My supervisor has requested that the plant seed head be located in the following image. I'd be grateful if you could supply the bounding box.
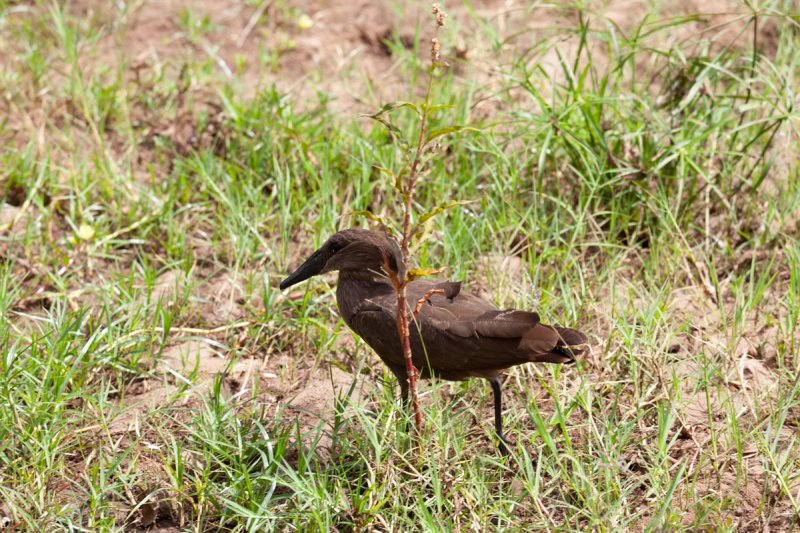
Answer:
[432,3,440,15]
[431,37,440,63]
[436,11,447,26]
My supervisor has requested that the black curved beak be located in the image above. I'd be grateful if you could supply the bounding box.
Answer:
[280,248,327,290]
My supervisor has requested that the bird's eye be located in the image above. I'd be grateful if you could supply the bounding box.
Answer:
[331,242,342,253]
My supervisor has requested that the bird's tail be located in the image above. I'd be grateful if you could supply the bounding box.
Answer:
[552,326,589,362]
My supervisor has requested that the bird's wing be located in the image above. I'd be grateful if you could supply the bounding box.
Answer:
[407,280,573,370]
[347,278,580,372]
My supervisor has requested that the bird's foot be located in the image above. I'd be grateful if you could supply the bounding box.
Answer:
[497,433,515,456]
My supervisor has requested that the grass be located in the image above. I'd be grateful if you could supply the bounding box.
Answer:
[1,0,800,531]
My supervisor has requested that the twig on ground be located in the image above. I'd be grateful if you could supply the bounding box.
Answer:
[274,291,305,304]
[237,0,273,48]
[97,321,251,355]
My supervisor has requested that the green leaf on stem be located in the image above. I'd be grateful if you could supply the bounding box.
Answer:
[427,104,456,112]
[365,115,410,152]
[409,217,436,256]
[372,164,411,194]
[344,211,394,235]
[407,268,440,281]
[394,165,410,194]
[425,125,481,146]
[365,101,421,119]
[373,165,395,181]
[417,200,474,226]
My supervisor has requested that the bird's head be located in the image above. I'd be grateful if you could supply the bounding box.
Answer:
[280,228,396,290]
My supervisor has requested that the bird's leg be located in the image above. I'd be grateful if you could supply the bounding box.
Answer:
[490,377,515,455]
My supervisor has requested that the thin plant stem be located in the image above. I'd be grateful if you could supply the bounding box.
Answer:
[394,22,442,438]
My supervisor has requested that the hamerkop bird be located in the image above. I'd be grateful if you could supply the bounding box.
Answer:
[280,228,588,453]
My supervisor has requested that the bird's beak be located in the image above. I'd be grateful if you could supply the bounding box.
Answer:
[280,248,327,290]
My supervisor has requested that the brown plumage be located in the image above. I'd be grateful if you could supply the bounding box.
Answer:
[280,228,588,453]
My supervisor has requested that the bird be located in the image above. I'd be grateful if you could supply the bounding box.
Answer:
[280,228,588,454]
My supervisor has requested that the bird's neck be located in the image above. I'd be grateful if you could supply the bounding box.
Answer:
[337,269,388,283]
[335,269,393,324]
